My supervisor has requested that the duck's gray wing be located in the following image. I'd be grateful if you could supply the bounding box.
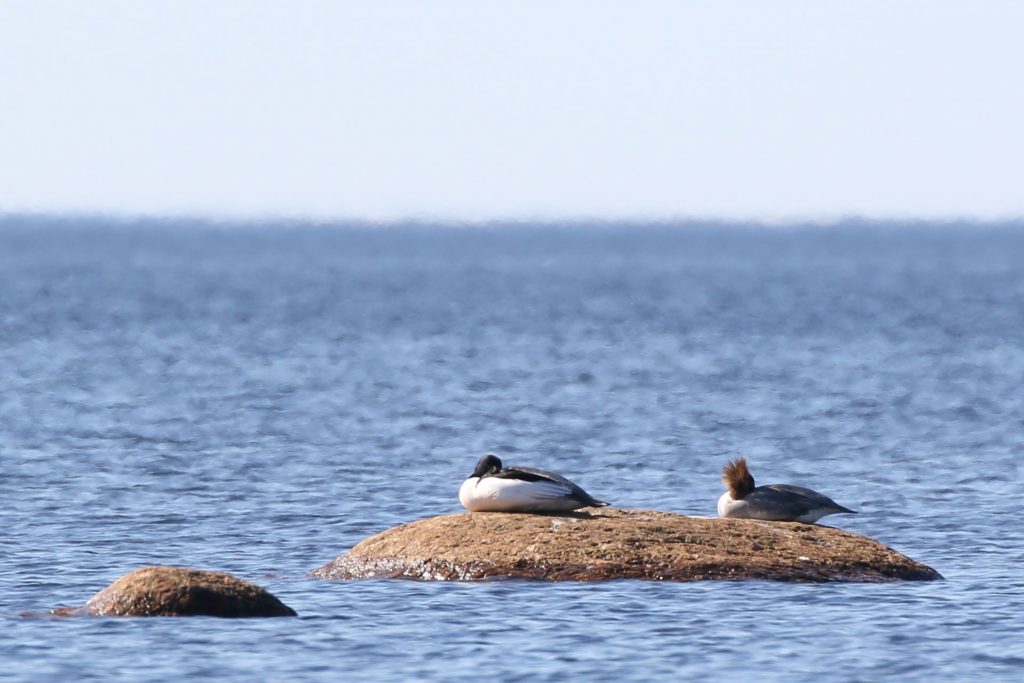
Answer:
[739,487,816,519]
[760,484,856,514]
[501,466,609,506]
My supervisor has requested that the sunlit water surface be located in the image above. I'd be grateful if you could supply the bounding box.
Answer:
[2,221,1022,681]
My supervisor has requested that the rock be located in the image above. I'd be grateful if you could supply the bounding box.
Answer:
[52,566,297,617]
[311,508,941,583]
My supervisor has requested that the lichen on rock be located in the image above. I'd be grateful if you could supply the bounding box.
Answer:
[52,566,297,618]
[311,508,941,583]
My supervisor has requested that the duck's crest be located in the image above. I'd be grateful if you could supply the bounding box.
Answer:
[722,458,755,499]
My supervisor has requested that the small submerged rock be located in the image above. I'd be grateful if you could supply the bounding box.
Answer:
[52,566,297,618]
[311,508,941,583]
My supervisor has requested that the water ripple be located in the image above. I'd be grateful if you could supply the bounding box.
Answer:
[2,223,1024,682]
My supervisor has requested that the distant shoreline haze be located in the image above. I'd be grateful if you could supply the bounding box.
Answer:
[1,214,1023,233]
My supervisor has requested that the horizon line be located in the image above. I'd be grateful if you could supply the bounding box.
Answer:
[2,209,1024,230]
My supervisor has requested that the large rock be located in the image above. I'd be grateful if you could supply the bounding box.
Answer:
[53,566,297,617]
[311,508,940,583]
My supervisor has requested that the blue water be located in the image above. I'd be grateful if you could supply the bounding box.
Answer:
[2,219,1023,681]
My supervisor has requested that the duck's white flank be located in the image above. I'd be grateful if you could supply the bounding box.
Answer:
[459,476,586,513]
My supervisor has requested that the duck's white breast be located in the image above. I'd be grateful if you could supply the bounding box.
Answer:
[459,476,579,512]
[717,491,740,518]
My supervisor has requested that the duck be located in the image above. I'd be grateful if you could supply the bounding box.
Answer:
[717,457,856,524]
[458,454,609,513]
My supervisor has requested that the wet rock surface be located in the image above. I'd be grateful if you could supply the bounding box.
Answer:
[52,566,297,617]
[311,508,941,583]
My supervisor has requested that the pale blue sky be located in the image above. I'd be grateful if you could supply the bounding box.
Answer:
[1,1,1022,221]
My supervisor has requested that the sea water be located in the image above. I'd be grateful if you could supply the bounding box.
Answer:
[1,220,1022,681]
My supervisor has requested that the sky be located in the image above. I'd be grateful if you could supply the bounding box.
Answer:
[1,1,1023,222]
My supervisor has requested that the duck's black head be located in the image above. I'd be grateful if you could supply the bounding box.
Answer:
[472,454,503,478]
